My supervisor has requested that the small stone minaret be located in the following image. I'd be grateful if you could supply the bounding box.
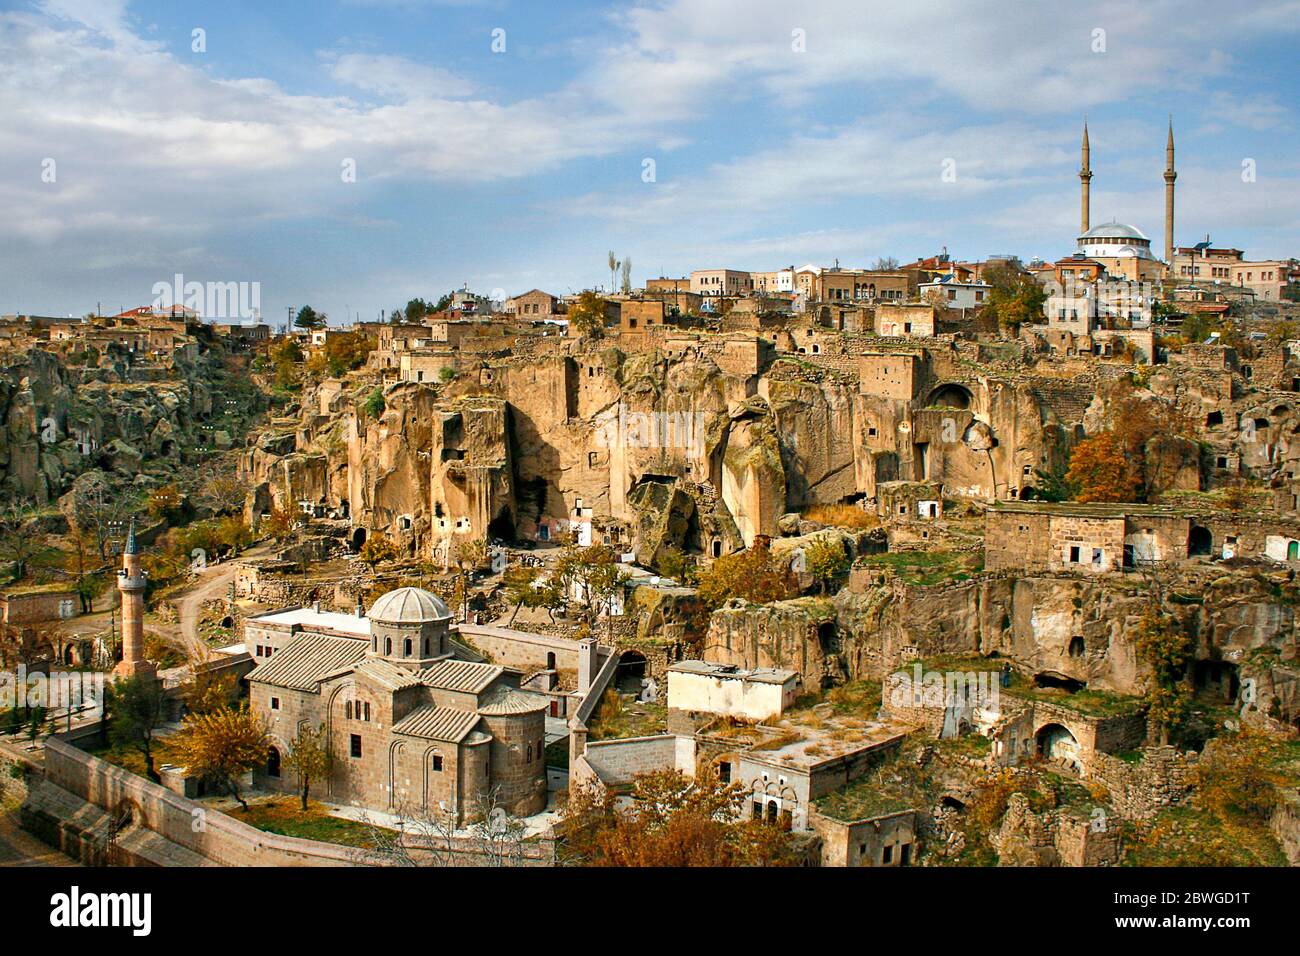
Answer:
[114,519,155,679]
[1163,118,1177,265]
[1079,119,1092,234]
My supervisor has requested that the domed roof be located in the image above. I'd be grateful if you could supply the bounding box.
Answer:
[367,587,451,624]
[1079,221,1149,242]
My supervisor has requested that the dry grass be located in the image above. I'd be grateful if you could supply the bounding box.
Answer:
[801,503,879,530]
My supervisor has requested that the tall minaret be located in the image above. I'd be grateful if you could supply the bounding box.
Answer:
[1163,118,1177,265]
[1080,119,1092,234]
[114,519,155,679]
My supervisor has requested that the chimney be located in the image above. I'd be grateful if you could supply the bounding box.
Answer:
[577,638,598,695]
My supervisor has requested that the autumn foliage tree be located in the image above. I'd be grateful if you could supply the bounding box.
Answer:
[169,704,270,811]
[1134,606,1192,744]
[567,291,609,338]
[979,261,1046,332]
[695,538,797,610]
[284,723,331,811]
[559,768,801,867]
[1065,432,1142,503]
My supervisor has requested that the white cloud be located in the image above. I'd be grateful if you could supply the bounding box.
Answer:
[327,53,476,100]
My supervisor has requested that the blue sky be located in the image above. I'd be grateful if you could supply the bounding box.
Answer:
[1,0,1298,324]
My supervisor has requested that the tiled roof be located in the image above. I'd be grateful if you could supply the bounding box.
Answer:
[247,633,367,692]
[476,686,549,715]
[352,658,424,691]
[391,705,481,742]
[417,659,503,694]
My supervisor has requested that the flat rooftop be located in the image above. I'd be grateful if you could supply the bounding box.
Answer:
[248,607,371,637]
[668,660,797,685]
[987,500,1180,518]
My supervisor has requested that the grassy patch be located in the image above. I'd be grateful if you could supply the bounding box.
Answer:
[1125,805,1287,867]
[238,799,384,848]
[857,551,982,586]
[586,692,668,741]
[814,777,914,822]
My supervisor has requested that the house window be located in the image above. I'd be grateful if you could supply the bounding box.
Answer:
[271,697,280,711]
[1069,546,1081,563]
[350,734,362,758]
[883,845,893,864]
[432,754,443,772]
[718,760,731,783]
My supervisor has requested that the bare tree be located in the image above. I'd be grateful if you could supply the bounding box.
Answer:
[350,788,527,867]
[0,499,44,582]
[69,472,131,564]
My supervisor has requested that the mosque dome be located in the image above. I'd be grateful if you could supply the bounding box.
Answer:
[1077,220,1155,259]
[367,587,451,624]
[1079,221,1149,242]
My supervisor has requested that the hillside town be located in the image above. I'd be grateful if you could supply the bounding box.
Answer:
[1,121,1298,873]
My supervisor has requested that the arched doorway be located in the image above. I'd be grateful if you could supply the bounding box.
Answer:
[1036,723,1081,771]
[926,383,973,410]
[266,746,281,779]
[1189,526,1212,556]
[1068,637,1085,658]
[351,527,367,551]
[615,650,647,692]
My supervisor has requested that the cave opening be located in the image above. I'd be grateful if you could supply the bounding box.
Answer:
[1034,672,1086,693]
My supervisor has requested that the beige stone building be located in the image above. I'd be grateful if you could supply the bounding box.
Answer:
[1229,259,1300,301]
[505,289,564,318]
[247,587,548,824]
[875,303,937,337]
[690,269,753,298]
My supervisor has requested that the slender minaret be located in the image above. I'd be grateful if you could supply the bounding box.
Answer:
[1163,118,1177,265]
[114,519,155,679]
[1080,119,1092,234]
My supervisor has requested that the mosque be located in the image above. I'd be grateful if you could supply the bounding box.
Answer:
[1069,120,1176,282]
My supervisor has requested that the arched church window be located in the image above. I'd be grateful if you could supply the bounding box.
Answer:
[346,700,353,720]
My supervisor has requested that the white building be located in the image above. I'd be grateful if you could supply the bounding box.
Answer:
[667,660,801,721]
[918,275,990,310]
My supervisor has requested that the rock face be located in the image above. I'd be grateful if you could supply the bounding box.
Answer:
[0,344,247,503]
[248,343,1079,566]
[703,570,1297,721]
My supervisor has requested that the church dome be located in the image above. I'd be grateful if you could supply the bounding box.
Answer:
[367,587,451,624]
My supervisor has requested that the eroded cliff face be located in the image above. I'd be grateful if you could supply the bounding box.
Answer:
[245,343,1077,563]
[1,346,234,503]
[706,571,1297,716]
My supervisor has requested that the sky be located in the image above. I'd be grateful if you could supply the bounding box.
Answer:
[1,0,1298,325]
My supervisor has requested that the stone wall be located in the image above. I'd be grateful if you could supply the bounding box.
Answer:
[36,736,553,866]
[576,734,692,788]
[1084,746,1198,821]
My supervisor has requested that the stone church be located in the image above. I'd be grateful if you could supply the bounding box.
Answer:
[245,586,548,824]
